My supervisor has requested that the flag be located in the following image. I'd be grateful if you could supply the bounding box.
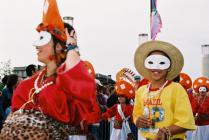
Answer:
[150,0,162,40]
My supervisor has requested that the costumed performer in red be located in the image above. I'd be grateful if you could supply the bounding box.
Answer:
[102,78,135,140]
[191,77,209,140]
[0,0,100,140]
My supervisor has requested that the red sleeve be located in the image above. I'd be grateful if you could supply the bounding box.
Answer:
[102,104,117,120]
[57,61,96,101]
[11,78,35,112]
[57,61,101,124]
[83,99,101,124]
[187,92,194,107]
[191,97,198,113]
[200,97,209,113]
[126,105,134,122]
[127,105,134,116]
[12,78,71,123]
[12,61,100,124]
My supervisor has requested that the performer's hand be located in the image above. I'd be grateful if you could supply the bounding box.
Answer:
[64,28,80,70]
[155,128,168,140]
[135,115,152,128]
[65,28,77,46]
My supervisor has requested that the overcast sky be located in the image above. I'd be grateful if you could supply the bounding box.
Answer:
[0,0,209,80]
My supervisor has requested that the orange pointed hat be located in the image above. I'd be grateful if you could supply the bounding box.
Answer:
[36,0,66,42]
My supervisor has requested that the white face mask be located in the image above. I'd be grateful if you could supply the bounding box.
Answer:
[199,86,207,93]
[33,31,52,47]
[144,54,171,70]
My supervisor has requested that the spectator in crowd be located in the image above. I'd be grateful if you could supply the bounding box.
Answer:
[0,75,8,92]
[26,64,37,78]
[174,73,195,140]
[179,73,194,103]
[0,74,21,130]
[83,61,102,140]
[133,40,196,140]
[96,79,107,109]
[2,74,21,117]
[106,88,118,108]
[0,75,8,128]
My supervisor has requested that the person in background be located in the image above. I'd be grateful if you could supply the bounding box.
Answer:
[1,74,21,118]
[96,79,107,109]
[179,73,194,103]
[0,75,8,130]
[26,64,37,78]
[83,60,102,140]
[175,73,195,140]
[106,88,118,108]
[102,80,135,140]
[133,40,196,140]
[191,77,209,140]
[0,75,8,92]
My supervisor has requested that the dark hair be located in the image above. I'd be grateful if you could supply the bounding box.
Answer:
[125,98,130,104]
[51,23,75,66]
[64,23,74,34]
[173,75,180,82]
[51,35,66,66]
[118,95,131,104]
[6,74,19,93]
[51,23,74,44]
[26,64,36,77]
[2,75,8,85]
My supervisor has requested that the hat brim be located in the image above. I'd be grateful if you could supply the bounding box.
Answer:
[134,40,184,81]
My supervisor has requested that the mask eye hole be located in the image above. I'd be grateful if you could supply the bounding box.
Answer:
[148,61,153,64]
[40,36,44,40]
[159,62,165,65]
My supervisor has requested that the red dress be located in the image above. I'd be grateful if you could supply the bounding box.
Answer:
[12,61,101,125]
[102,104,133,129]
[192,96,209,126]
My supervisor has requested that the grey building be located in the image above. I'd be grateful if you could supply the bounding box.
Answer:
[13,66,27,79]
[13,65,42,79]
